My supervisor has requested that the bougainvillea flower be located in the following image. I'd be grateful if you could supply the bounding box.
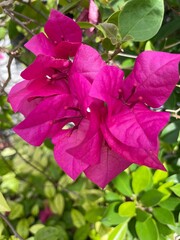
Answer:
[53,103,131,188]
[52,65,130,188]
[39,207,53,223]
[13,94,78,146]
[8,7,180,188]
[25,9,82,58]
[122,51,180,108]
[69,44,105,83]
[11,44,105,144]
[90,51,180,171]
[8,55,70,116]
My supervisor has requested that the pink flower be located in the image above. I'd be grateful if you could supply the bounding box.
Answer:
[8,9,180,188]
[8,55,70,116]
[11,44,105,147]
[39,207,52,223]
[90,51,180,173]
[25,9,82,58]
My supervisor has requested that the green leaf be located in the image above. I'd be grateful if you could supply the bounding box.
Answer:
[78,22,94,29]
[1,173,19,193]
[74,224,90,240]
[153,170,168,185]
[166,174,180,184]
[113,172,133,197]
[132,166,153,194]
[0,159,11,176]
[153,207,175,226]
[136,217,159,240]
[159,197,180,211]
[53,193,65,215]
[16,219,29,239]
[144,41,155,50]
[30,224,44,235]
[31,204,39,216]
[0,192,10,212]
[136,208,151,222]
[60,0,81,13]
[118,202,136,217]
[158,182,173,200]
[104,191,121,202]
[0,28,6,40]
[107,11,120,26]
[9,203,24,220]
[108,221,128,240]
[156,222,174,237]
[85,207,104,223]
[71,209,86,228]
[35,226,68,240]
[118,0,164,41]
[97,23,119,44]
[44,181,56,199]
[170,184,180,197]
[101,203,129,227]
[160,121,180,143]
[140,189,164,207]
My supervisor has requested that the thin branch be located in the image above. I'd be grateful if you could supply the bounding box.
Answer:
[11,145,55,183]
[3,9,35,36]
[0,213,24,240]
[0,37,26,95]
[164,41,180,49]
[166,107,180,119]
[0,55,13,94]
[106,48,122,63]
[10,10,44,26]
[107,50,137,63]
[0,0,13,7]
[116,52,137,59]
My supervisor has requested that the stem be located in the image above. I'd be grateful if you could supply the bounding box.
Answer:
[11,145,55,183]
[106,48,122,63]
[116,52,137,59]
[164,41,180,49]
[3,9,35,36]
[0,37,26,95]
[10,10,44,26]
[0,213,24,240]
[166,107,180,119]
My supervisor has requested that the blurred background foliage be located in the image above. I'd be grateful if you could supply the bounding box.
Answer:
[0,0,180,239]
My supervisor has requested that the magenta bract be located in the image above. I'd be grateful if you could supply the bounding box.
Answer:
[8,9,180,188]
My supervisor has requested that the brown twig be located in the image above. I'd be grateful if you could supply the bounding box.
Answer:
[3,9,35,36]
[11,10,44,27]
[0,55,13,94]
[0,213,24,240]
[0,37,26,95]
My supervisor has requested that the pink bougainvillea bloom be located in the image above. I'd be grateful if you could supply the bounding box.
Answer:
[25,9,82,58]
[89,0,99,29]
[11,44,105,146]
[90,51,180,172]
[8,9,83,116]
[8,8,180,188]
[8,55,70,116]
[39,207,53,223]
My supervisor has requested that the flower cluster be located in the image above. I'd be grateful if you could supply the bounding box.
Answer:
[8,10,180,188]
